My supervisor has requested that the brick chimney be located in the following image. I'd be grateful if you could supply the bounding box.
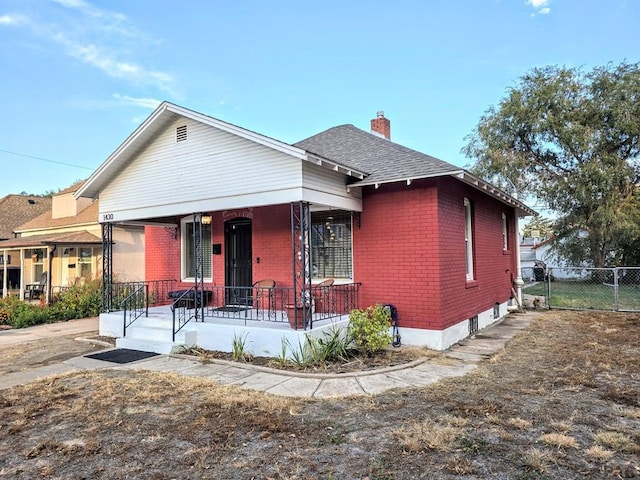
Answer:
[370,111,391,139]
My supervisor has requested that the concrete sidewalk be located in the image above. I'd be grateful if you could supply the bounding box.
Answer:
[0,312,538,397]
[0,317,99,348]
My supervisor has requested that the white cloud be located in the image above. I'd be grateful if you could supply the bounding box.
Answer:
[526,0,551,15]
[112,93,161,109]
[2,1,175,96]
[0,13,29,26]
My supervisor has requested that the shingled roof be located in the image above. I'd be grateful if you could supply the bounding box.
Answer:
[0,195,52,240]
[294,124,462,186]
[16,201,99,232]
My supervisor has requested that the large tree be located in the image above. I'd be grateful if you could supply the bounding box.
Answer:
[464,62,640,267]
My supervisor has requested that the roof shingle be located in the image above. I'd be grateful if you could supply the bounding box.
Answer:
[0,195,53,240]
[294,124,462,186]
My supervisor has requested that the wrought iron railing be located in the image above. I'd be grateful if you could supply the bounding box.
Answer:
[103,279,178,312]
[171,287,199,341]
[122,284,149,336]
[197,283,361,328]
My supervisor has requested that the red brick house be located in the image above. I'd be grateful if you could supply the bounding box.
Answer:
[77,102,533,355]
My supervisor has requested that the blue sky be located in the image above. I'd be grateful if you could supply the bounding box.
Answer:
[0,0,637,198]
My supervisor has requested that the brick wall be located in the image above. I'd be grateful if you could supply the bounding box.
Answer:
[353,180,441,329]
[353,177,517,331]
[436,178,516,330]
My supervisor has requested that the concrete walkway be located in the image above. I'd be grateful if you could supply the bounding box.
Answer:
[0,312,538,397]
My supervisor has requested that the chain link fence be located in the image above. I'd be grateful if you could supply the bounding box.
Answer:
[521,266,640,312]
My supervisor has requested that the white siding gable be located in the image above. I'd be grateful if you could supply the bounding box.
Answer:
[100,118,306,221]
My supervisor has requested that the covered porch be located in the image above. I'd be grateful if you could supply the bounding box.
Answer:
[98,200,362,355]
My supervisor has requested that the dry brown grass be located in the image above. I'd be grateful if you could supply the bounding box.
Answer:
[1,310,639,479]
[539,432,579,449]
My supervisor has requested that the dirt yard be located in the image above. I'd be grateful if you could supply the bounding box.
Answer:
[0,310,638,479]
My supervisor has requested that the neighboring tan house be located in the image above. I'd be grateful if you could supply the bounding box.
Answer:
[0,181,145,302]
[77,102,535,355]
[0,194,52,296]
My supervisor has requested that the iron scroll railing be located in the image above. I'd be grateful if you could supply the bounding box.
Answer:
[122,284,149,336]
[169,283,361,329]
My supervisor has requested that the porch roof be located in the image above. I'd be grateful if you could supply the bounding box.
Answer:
[0,231,102,249]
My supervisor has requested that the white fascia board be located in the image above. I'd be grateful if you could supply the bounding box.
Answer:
[15,222,97,235]
[301,189,363,212]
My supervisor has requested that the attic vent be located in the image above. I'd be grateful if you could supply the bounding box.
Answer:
[176,125,188,142]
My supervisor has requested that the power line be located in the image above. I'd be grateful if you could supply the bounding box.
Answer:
[0,148,95,170]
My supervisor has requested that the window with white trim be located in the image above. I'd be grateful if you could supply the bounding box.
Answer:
[181,219,212,280]
[502,213,509,251]
[464,198,475,280]
[311,211,352,279]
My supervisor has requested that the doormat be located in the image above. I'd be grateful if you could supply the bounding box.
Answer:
[85,349,159,364]
[214,306,250,313]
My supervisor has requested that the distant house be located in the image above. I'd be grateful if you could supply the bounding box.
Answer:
[77,102,535,355]
[0,181,145,302]
[0,194,52,296]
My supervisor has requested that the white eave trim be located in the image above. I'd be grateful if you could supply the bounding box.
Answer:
[306,153,366,180]
[352,169,464,188]
[456,171,537,216]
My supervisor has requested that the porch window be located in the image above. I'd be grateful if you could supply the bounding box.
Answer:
[78,247,93,279]
[311,211,352,279]
[464,198,475,280]
[182,220,212,280]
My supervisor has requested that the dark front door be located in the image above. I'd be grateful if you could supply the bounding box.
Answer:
[225,219,252,305]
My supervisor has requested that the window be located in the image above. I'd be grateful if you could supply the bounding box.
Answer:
[27,248,47,283]
[502,213,509,251]
[78,247,93,279]
[182,220,212,280]
[464,198,475,280]
[311,211,352,279]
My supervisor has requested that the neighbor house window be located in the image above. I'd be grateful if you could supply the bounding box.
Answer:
[502,213,509,251]
[27,248,47,284]
[311,211,352,279]
[182,219,212,280]
[464,198,475,280]
[78,247,93,279]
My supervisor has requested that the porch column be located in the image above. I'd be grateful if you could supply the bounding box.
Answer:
[513,213,524,307]
[1,248,6,298]
[19,248,25,300]
[192,213,208,322]
[290,201,312,329]
[102,222,113,312]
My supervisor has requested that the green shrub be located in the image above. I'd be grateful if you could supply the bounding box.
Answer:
[0,278,102,329]
[348,304,393,354]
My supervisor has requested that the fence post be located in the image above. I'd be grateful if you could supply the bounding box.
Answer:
[546,267,552,309]
[613,267,619,312]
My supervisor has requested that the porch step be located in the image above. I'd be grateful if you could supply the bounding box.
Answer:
[116,337,176,355]
[118,324,197,355]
